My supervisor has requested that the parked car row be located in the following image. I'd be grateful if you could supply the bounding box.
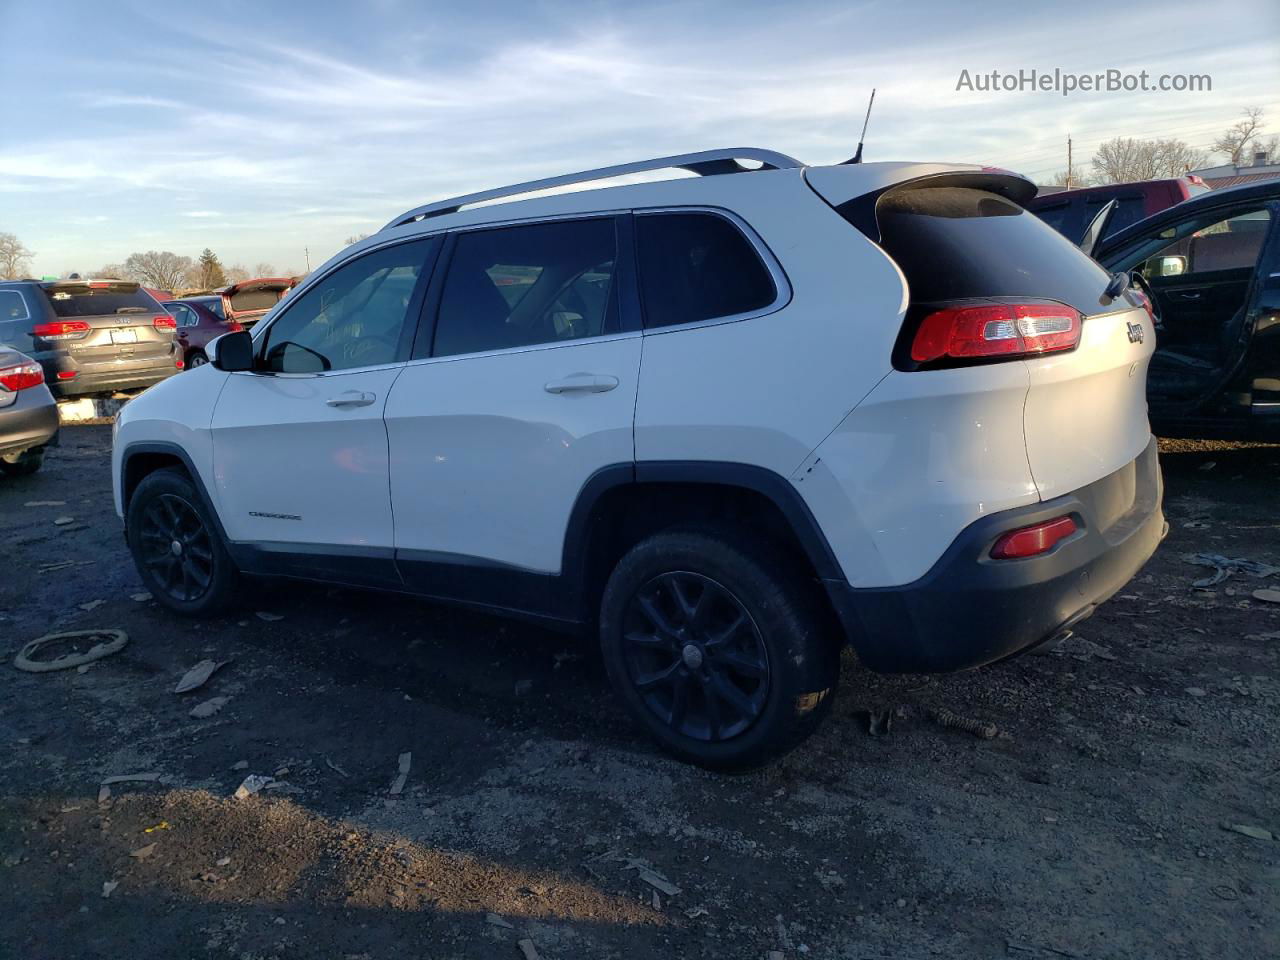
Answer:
[0,275,298,400]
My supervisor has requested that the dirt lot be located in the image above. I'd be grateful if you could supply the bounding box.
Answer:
[1,425,1278,960]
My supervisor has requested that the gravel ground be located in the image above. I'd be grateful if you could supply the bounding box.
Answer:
[1,425,1278,959]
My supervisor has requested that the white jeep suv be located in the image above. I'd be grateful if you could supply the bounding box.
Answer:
[112,148,1165,768]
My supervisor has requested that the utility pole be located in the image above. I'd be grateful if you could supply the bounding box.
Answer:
[304,247,311,273]
[1066,135,1074,189]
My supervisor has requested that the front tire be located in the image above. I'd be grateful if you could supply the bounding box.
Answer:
[126,467,239,617]
[600,528,839,770]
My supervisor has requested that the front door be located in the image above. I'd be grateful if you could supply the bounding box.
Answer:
[384,216,639,618]
[210,237,438,581]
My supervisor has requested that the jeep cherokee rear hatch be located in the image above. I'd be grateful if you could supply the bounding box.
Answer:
[810,168,1155,502]
[37,280,179,387]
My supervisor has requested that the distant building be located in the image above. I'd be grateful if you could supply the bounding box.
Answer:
[1191,151,1280,190]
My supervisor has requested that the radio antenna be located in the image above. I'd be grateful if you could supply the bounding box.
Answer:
[847,88,877,164]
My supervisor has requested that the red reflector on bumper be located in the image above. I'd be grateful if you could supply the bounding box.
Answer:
[990,515,1078,560]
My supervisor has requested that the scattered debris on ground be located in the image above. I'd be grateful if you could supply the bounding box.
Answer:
[174,659,228,694]
[389,752,411,795]
[13,629,128,673]
[189,696,230,719]
[929,707,999,739]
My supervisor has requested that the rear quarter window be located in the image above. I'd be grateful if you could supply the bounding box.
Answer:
[874,187,1112,315]
[41,284,161,318]
[635,212,777,328]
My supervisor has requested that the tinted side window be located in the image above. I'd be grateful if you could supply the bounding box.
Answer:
[0,288,35,350]
[170,304,197,327]
[262,240,432,373]
[431,218,618,358]
[635,213,776,329]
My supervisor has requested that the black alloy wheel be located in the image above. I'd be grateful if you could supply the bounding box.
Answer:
[620,571,770,742]
[136,493,215,602]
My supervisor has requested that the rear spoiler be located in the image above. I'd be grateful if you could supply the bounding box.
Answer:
[806,164,1037,243]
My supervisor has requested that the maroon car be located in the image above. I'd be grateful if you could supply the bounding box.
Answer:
[165,299,244,369]
[1027,176,1210,245]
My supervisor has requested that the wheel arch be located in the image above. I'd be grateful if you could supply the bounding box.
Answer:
[563,461,846,625]
[119,442,229,542]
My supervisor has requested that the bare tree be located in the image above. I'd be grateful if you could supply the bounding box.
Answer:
[1250,134,1279,165]
[121,251,195,291]
[0,232,34,280]
[223,264,250,285]
[97,263,129,280]
[1091,137,1209,184]
[1047,169,1092,188]
[343,234,370,247]
[251,261,277,278]
[1213,107,1265,166]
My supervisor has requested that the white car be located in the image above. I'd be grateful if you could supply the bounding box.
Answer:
[112,148,1165,768]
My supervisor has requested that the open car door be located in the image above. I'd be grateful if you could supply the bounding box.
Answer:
[1078,199,1117,259]
[1098,200,1278,420]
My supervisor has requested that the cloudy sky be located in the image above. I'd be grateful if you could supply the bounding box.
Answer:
[2,0,1277,276]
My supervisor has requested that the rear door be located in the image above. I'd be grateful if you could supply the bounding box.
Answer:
[384,216,639,611]
[36,281,175,376]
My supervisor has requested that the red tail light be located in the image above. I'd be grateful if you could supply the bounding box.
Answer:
[153,314,176,331]
[175,358,185,370]
[56,371,78,380]
[227,321,244,332]
[911,303,1082,365]
[33,320,91,341]
[0,361,45,391]
[990,515,1078,559]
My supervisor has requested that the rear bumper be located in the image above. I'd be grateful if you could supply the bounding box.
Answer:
[827,436,1164,673]
[48,362,177,398]
[0,392,60,459]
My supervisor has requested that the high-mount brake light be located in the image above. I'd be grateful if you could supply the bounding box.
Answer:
[911,303,1081,365]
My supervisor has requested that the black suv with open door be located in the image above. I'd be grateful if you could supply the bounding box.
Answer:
[0,279,183,399]
[1095,179,1280,440]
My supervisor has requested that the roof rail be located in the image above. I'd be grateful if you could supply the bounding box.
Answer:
[382,147,805,231]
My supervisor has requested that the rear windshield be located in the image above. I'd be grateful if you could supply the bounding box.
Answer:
[41,283,161,318]
[873,187,1112,314]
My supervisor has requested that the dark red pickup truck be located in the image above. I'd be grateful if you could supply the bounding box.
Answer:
[1027,176,1210,244]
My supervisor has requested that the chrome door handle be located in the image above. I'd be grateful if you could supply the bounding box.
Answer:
[326,391,376,408]
[544,374,619,395]
[1176,291,1202,300]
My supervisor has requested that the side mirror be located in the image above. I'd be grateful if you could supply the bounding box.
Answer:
[209,330,254,372]
[1155,255,1187,277]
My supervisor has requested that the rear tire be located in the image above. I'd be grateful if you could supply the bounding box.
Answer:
[126,467,239,617]
[186,350,208,369]
[0,449,44,476]
[599,527,839,770]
